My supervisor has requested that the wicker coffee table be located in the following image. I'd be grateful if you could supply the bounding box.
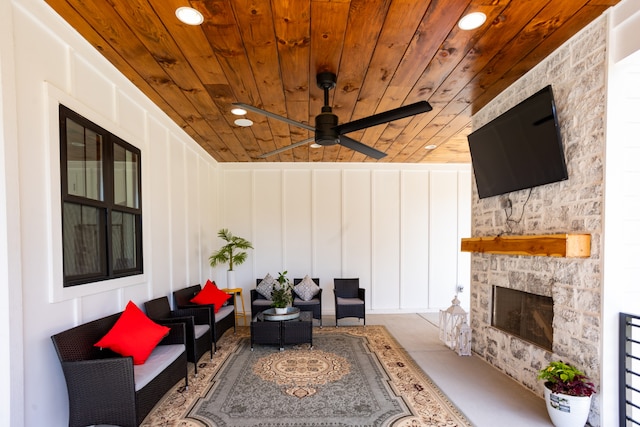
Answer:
[251,308,313,351]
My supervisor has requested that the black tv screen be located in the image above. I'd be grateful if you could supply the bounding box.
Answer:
[467,85,568,199]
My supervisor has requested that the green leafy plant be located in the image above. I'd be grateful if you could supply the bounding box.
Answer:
[208,229,253,271]
[538,360,596,397]
[271,271,292,308]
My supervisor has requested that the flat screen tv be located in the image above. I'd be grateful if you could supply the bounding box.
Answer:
[467,85,568,199]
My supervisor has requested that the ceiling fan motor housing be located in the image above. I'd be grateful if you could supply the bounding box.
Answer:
[315,112,340,145]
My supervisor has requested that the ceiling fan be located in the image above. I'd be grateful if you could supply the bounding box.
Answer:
[234,72,433,160]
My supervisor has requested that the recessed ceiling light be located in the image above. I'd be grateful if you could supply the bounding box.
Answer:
[231,107,247,115]
[458,12,486,30]
[234,118,253,127]
[310,143,322,148]
[425,144,437,150]
[175,7,204,26]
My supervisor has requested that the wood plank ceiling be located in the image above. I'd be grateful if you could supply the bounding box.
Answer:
[45,0,620,163]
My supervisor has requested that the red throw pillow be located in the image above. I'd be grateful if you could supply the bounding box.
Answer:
[190,280,231,312]
[94,301,170,365]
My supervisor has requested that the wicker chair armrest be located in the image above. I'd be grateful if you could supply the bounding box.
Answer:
[358,288,365,300]
[175,302,215,321]
[60,357,138,427]
[159,322,186,346]
[61,357,136,398]
[174,307,212,325]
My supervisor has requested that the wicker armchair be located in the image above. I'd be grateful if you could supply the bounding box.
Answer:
[173,284,235,353]
[51,313,188,427]
[292,277,322,327]
[333,278,365,326]
[144,296,212,375]
[251,278,275,319]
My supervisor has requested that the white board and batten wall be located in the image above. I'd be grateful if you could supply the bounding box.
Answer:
[216,163,471,314]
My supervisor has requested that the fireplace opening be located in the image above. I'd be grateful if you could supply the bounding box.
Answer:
[492,286,553,351]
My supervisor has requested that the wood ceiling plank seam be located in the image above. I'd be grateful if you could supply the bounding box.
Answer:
[355,0,473,155]
[329,0,394,163]
[381,0,473,103]
[434,0,589,115]
[149,0,251,160]
[196,0,276,160]
[111,0,247,160]
[309,0,347,107]
[427,0,557,105]
[396,0,592,157]
[400,104,473,163]
[271,0,312,161]
[399,0,512,107]
[231,0,289,159]
[350,0,433,128]
[381,118,446,161]
[47,0,237,161]
[387,110,460,161]
[307,0,348,163]
[109,0,238,123]
[346,0,432,160]
[388,99,462,153]
[360,98,448,161]
[330,0,393,121]
[152,0,229,85]
[472,4,612,113]
[199,1,264,107]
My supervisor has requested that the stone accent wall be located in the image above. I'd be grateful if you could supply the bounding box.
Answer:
[469,17,607,425]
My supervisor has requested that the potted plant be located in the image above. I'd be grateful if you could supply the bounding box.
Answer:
[208,228,253,288]
[271,271,292,314]
[537,360,596,427]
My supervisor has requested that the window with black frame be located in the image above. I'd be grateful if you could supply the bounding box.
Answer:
[59,105,142,286]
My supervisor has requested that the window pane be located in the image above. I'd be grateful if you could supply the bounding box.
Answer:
[66,118,103,200]
[112,211,138,271]
[113,144,139,208]
[63,202,105,281]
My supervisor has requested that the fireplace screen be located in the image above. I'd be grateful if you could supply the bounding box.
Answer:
[492,286,553,351]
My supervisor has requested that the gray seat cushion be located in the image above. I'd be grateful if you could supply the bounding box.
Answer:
[194,324,209,339]
[134,344,185,391]
[215,305,234,323]
[336,297,364,306]
[253,299,273,307]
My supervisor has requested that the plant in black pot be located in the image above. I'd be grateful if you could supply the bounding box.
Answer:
[271,271,293,314]
[537,360,596,427]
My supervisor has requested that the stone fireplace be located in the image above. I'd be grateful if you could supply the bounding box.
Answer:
[467,16,606,426]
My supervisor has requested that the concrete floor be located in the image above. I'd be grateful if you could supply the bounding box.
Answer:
[333,313,553,427]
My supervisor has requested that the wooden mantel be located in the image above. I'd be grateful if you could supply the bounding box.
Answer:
[460,234,591,258]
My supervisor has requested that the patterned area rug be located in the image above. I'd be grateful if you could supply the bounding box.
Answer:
[142,326,473,427]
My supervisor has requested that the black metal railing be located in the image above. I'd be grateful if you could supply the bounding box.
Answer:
[620,313,640,426]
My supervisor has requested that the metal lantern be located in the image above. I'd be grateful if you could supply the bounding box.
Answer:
[456,319,472,356]
[439,295,468,351]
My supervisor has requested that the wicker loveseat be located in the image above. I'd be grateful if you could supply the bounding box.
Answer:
[51,312,188,427]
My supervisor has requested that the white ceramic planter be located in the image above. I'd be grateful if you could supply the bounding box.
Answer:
[226,270,236,289]
[544,387,592,427]
[274,307,288,314]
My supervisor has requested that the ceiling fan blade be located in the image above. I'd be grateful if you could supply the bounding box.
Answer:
[233,103,315,132]
[257,137,315,159]
[335,101,433,135]
[338,135,387,160]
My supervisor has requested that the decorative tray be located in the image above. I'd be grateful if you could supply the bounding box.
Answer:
[261,307,300,321]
